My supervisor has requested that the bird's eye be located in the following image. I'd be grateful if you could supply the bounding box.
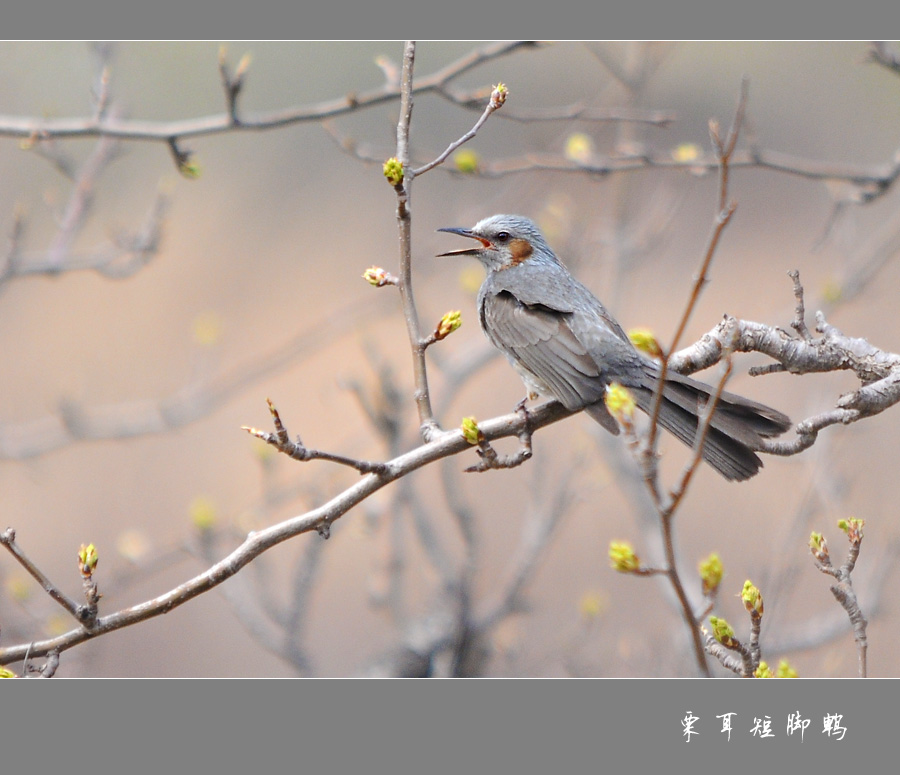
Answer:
[496,231,510,242]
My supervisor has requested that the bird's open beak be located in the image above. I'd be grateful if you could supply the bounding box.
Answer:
[436,227,491,257]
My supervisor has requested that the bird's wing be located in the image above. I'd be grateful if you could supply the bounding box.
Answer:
[480,290,608,411]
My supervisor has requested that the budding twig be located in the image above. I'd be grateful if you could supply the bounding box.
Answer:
[242,399,389,476]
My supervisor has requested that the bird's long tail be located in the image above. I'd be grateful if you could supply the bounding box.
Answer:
[630,371,791,481]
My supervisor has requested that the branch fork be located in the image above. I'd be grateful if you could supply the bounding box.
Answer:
[242,398,388,476]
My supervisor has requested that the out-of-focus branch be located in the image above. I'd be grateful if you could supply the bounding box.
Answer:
[0,42,534,148]
[867,41,900,77]
[0,293,386,459]
[1,189,169,288]
[325,120,900,210]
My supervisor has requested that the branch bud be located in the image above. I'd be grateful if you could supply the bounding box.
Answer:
[434,310,462,340]
[362,265,398,287]
[754,661,774,678]
[383,157,404,186]
[460,416,484,445]
[837,517,865,543]
[608,541,640,573]
[698,552,723,595]
[178,158,202,179]
[776,659,798,678]
[809,530,829,561]
[189,496,217,532]
[77,543,99,578]
[709,615,737,648]
[453,149,480,174]
[564,133,594,164]
[604,382,635,425]
[741,579,764,618]
[578,591,605,621]
[628,328,663,358]
[490,82,508,109]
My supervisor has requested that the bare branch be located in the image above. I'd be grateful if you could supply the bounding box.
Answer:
[412,86,505,177]
[0,398,575,665]
[243,398,389,475]
[1,528,89,624]
[0,42,534,147]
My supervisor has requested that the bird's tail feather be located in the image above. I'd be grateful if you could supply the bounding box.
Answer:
[629,372,791,481]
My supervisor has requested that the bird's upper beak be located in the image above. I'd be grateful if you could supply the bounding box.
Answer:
[436,227,492,257]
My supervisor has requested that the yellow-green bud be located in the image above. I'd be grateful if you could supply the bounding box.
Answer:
[709,615,736,647]
[192,311,223,347]
[362,265,396,287]
[0,666,18,678]
[699,552,724,595]
[822,279,842,304]
[809,530,829,561]
[628,328,664,359]
[78,543,99,577]
[383,157,404,186]
[564,133,594,164]
[454,149,480,174]
[672,143,701,163]
[741,580,764,617]
[838,517,865,540]
[178,159,202,179]
[189,496,217,532]
[435,310,462,340]
[608,541,640,573]
[754,661,774,678]
[604,383,635,424]
[461,417,483,446]
[490,83,508,108]
[5,574,32,603]
[776,659,798,678]
[578,591,605,621]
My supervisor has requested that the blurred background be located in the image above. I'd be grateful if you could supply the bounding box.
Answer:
[2,41,899,676]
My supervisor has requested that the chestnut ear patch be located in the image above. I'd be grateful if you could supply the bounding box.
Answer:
[507,238,533,266]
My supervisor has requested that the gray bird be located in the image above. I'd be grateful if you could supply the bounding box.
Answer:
[437,214,791,481]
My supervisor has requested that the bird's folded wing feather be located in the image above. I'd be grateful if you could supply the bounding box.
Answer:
[481,290,608,411]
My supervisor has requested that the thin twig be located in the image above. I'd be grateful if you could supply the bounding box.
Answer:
[644,84,744,471]
[242,398,388,476]
[0,529,85,622]
[412,98,500,177]
[0,42,534,145]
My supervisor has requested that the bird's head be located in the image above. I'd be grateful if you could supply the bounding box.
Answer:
[437,214,555,272]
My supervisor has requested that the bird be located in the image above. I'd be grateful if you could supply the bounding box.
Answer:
[436,214,791,481]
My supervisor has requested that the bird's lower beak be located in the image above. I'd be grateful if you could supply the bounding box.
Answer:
[436,227,490,257]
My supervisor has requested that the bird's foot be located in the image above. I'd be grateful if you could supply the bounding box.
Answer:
[464,402,534,473]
